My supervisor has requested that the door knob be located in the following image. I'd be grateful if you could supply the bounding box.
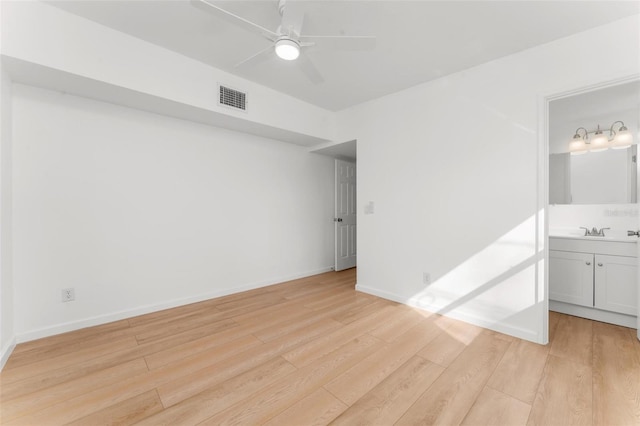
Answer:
[334,218,343,222]
[628,230,640,237]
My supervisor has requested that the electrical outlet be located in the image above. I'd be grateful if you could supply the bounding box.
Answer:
[61,288,75,302]
[423,272,431,285]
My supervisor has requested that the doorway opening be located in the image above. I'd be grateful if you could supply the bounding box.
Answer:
[544,77,640,341]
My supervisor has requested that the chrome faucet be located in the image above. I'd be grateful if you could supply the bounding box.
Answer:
[580,227,610,237]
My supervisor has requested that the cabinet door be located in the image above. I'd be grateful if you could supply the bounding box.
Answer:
[549,250,594,307]
[594,254,637,316]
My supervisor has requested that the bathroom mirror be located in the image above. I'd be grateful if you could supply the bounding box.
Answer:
[549,81,640,205]
[549,148,637,204]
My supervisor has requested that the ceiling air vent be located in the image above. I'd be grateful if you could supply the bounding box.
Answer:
[218,85,247,111]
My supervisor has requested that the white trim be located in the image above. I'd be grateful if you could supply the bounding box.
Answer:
[16,266,333,343]
[355,284,540,343]
[0,336,16,371]
[550,301,636,328]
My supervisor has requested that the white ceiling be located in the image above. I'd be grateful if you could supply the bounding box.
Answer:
[47,1,639,112]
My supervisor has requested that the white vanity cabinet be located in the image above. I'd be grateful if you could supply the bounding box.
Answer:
[594,254,637,316]
[549,250,594,307]
[549,236,638,327]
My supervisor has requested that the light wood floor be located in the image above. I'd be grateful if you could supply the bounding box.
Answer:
[2,269,639,425]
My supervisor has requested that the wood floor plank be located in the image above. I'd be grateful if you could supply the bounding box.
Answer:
[199,335,384,426]
[461,386,531,426]
[1,319,241,401]
[302,290,364,311]
[281,278,350,301]
[527,354,592,426]
[331,298,392,325]
[133,312,236,345]
[367,305,437,343]
[3,335,263,425]
[8,320,130,356]
[549,314,593,367]
[135,357,297,426]
[3,321,134,371]
[417,317,483,367]
[330,356,444,426]
[143,306,322,370]
[263,388,347,426]
[126,298,223,328]
[230,293,317,324]
[214,292,287,312]
[282,304,398,368]
[487,338,549,404]
[592,321,640,425]
[396,331,511,425]
[156,318,343,407]
[631,330,640,365]
[1,358,149,423]
[65,390,164,426]
[324,317,445,406]
[252,295,376,343]
[0,337,139,385]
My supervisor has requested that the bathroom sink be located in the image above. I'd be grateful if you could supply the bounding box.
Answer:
[549,229,636,243]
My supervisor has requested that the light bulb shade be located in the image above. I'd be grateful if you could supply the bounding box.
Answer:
[589,131,609,152]
[569,135,588,155]
[612,127,634,149]
[275,39,300,60]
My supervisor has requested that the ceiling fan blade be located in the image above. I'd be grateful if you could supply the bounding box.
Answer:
[299,35,376,51]
[191,0,278,41]
[297,54,324,84]
[235,45,274,68]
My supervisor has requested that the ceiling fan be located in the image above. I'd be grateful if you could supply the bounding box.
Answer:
[191,0,376,84]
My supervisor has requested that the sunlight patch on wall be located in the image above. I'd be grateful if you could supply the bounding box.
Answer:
[410,213,542,322]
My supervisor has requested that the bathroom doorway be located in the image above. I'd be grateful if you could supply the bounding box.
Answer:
[545,78,640,340]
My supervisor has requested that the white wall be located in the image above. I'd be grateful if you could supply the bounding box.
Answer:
[11,84,335,341]
[0,63,16,366]
[337,15,640,343]
[549,204,638,239]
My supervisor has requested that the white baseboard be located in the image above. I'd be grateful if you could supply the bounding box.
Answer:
[16,266,334,343]
[0,336,16,371]
[356,284,542,343]
[550,300,637,328]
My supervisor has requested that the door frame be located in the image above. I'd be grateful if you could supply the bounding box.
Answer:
[540,73,640,343]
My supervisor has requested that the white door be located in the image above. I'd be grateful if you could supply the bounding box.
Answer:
[335,159,356,271]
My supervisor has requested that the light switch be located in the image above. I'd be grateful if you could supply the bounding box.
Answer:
[364,201,375,215]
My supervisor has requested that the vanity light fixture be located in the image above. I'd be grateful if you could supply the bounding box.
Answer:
[569,120,634,155]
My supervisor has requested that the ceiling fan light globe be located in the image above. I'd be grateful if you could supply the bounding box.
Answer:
[275,39,300,60]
